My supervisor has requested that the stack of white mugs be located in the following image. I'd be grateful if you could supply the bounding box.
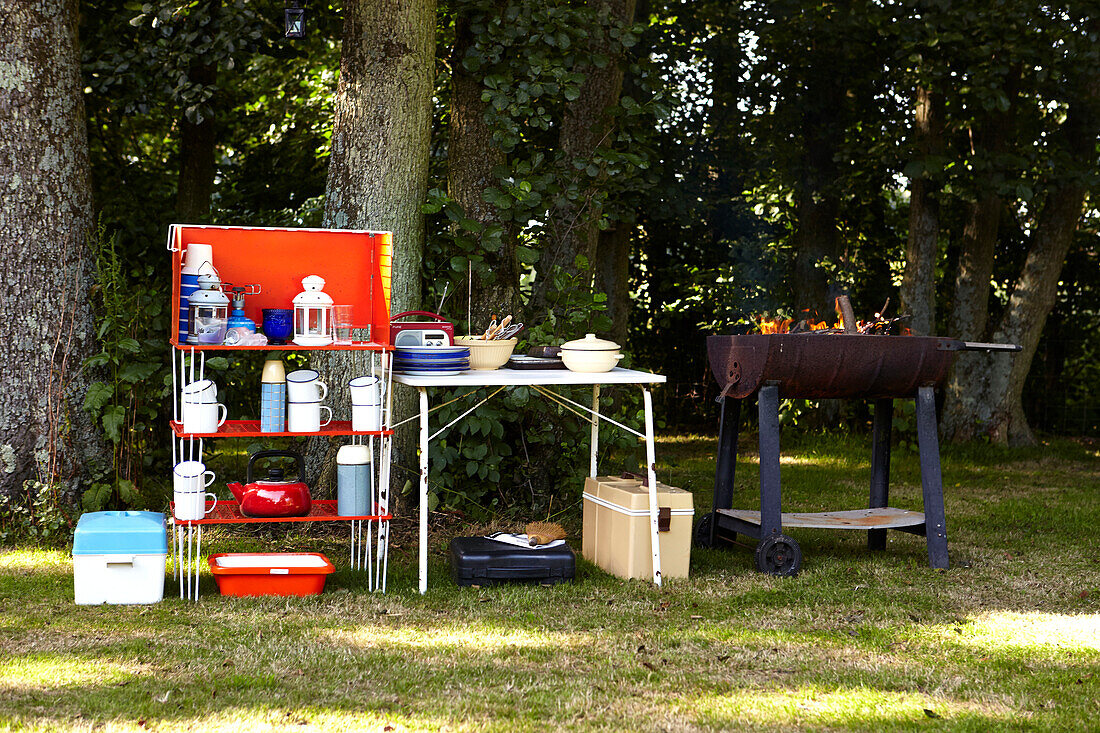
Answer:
[173,460,217,520]
[180,379,228,434]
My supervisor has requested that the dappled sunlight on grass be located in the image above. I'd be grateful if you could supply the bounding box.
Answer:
[0,654,138,690]
[686,684,1021,729]
[327,622,589,653]
[946,611,1100,653]
[0,549,70,572]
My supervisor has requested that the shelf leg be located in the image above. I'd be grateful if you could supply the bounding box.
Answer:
[590,385,600,477]
[418,386,429,594]
[643,387,663,587]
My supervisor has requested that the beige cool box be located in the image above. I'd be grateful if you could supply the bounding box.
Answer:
[582,474,695,580]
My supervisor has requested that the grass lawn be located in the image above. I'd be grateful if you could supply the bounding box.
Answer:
[1,432,1098,732]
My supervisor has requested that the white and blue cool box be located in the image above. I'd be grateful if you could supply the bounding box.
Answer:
[73,511,168,605]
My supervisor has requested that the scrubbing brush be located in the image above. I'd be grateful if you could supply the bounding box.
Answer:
[525,521,566,546]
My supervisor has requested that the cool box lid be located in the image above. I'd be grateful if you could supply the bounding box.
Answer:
[73,511,167,555]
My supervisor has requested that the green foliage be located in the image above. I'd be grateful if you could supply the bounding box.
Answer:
[0,481,76,546]
[81,222,172,511]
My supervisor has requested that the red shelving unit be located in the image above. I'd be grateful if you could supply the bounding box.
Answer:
[171,500,393,525]
[170,420,394,439]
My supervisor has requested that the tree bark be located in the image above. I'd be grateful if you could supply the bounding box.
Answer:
[594,223,632,344]
[0,0,99,498]
[448,4,520,328]
[533,0,636,315]
[175,57,218,222]
[317,0,436,494]
[899,86,943,336]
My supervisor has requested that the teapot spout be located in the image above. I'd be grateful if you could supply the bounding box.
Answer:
[227,482,245,503]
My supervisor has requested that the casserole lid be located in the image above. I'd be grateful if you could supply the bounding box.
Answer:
[560,333,620,351]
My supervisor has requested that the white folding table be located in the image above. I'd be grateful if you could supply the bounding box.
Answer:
[391,368,667,593]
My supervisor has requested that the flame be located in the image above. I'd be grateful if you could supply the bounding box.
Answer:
[809,320,828,331]
[757,317,792,334]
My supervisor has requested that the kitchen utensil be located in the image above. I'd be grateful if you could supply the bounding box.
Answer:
[286,369,328,402]
[525,521,567,546]
[287,400,333,432]
[506,355,566,370]
[337,445,373,516]
[454,336,516,370]
[181,378,217,403]
[181,401,227,434]
[262,308,294,345]
[352,403,383,431]
[173,460,215,493]
[260,357,286,432]
[174,488,219,521]
[227,450,312,518]
[333,304,354,344]
[497,323,524,340]
[349,375,385,405]
[559,333,623,373]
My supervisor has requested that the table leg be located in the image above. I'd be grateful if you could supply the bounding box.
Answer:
[643,387,663,587]
[869,398,893,551]
[590,385,600,477]
[758,385,782,538]
[418,386,429,594]
[915,386,949,569]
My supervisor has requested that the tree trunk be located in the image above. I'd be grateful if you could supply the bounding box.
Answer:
[940,193,1002,439]
[0,0,99,498]
[533,0,636,315]
[176,58,218,222]
[448,4,520,329]
[317,0,436,495]
[899,86,943,336]
[594,223,632,345]
[943,68,1097,445]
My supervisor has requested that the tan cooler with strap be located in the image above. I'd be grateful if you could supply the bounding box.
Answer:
[582,474,694,580]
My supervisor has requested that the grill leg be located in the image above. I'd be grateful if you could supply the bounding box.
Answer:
[915,386,949,569]
[709,397,741,546]
[758,385,782,538]
[868,398,892,551]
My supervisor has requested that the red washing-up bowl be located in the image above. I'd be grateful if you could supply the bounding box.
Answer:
[207,553,334,596]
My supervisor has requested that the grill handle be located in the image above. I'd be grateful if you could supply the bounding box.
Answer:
[938,339,1021,353]
[960,341,1022,352]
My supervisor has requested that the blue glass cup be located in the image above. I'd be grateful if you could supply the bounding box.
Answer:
[262,308,294,345]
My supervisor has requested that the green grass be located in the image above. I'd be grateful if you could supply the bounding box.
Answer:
[1,434,1098,731]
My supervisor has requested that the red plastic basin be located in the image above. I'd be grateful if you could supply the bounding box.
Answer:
[208,552,335,597]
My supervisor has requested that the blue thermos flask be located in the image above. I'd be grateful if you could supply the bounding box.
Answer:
[337,445,372,516]
[260,356,286,432]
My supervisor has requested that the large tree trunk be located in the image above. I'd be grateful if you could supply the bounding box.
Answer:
[943,69,1097,445]
[175,58,218,222]
[317,0,436,494]
[532,0,636,315]
[0,0,99,498]
[448,3,520,329]
[899,86,943,336]
[594,224,632,344]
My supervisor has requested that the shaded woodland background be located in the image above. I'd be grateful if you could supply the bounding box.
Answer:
[1,0,1097,526]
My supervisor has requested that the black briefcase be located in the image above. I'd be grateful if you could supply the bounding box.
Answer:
[449,536,576,586]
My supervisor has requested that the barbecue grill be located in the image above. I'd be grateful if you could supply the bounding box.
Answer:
[700,333,1019,575]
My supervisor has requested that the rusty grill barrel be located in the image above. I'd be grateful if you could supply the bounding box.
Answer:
[708,334,968,400]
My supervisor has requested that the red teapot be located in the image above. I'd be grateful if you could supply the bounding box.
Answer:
[228,450,312,518]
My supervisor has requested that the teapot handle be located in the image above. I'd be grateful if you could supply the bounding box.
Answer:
[247,450,306,484]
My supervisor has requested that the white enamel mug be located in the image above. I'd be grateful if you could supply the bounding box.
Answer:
[181,401,228,434]
[352,403,382,432]
[174,488,218,521]
[286,369,328,402]
[349,375,385,406]
[173,461,217,521]
[181,379,218,403]
[287,401,333,433]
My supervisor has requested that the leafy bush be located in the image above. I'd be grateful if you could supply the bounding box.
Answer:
[0,481,76,545]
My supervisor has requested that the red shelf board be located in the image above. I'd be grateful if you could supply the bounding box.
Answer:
[172,499,392,525]
[171,341,390,352]
[171,420,393,438]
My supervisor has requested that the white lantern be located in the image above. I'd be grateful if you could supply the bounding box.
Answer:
[187,273,230,344]
[292,275,334,346]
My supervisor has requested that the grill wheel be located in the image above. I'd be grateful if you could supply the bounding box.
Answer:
[754,534,802,576]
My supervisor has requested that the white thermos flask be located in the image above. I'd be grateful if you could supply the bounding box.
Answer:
[260,356,286,432]
[337,445,372,516]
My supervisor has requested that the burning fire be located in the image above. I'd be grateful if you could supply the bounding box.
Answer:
[754,317,829,334]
